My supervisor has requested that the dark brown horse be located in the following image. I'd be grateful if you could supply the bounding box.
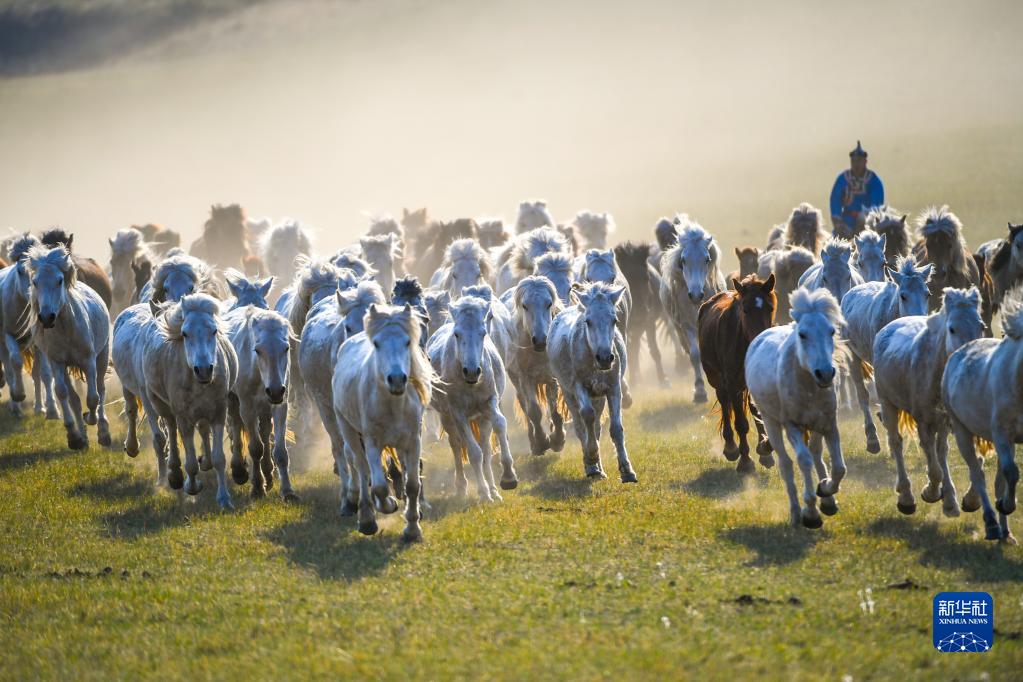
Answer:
[911,205,993,334]
[39,228,113,309]
[697,273,776,473]
[614,241,668,387]
[727,246,759,287]
[132,223,181,257]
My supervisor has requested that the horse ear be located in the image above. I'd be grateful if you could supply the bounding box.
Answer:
[66,234,73,249]
[226,278,242,298]
[731,277,743,292]
[109,237,115,248]
[920,263,934,281]
[258,277,274,297]
[368,303,380,318]
[149,300,161,318]
[763,272,776,292]
[886,266,900,284]
[966,286,981,306]
[899,214,908,225]
[733,247,741,259]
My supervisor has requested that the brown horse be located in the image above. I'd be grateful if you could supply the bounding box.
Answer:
[39,228,113,309]
[132,223,181,257]
[697,273,777,473]
[190,204,264,274]
[727,246,759,287]
[911,205,994,333]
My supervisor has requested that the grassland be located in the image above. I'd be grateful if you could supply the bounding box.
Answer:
[0,383,1020,680]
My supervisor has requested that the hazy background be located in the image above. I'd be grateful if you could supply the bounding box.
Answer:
[1,0,1021,265]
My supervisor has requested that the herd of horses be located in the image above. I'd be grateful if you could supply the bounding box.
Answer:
[0,200,1020,543]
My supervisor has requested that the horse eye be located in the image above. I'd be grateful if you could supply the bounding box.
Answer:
[949,327,956,335]
[545,303,551,310]
[704,257,711,264]
[454,332,460,340]
[405,340,410,348]
[182,332,189,339]
[900,294,906,301]
[373,341,380,349]
[798,332,806,340]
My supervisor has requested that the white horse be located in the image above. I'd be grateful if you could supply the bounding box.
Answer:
[571,210,616,250]
[533,252,575,305]
[223,306,295,500]
[26,246,111,450]
[797,238,864,303]
[548,282,637,481]
[514,199,555,234]
[301,279,386,515]
[459,284,514,361]
[148,296,237,509]
[423,290,452,338]
[658,215,726,403]
[360,233,401,296]
[333,304,434,541]
[430,238,494,299]
[853,231,887,283]
[427,295,518,500]
[756,246,815,324]
[746,288,847,528]
[503,275,566,456]
[943,294,1023,542]
[874,287,984,519]
[841,255,932,452]
[223,268,273,311]
[0,234,58,417]
[139,253,217,304]
[330,251,374,280]
[108,227,153,318]
[259,219,313,305]
[495,226,571,294]
[580,248,632,331]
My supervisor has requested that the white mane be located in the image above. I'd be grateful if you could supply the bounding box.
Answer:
[789,287,844,325]
[916,205,964,239]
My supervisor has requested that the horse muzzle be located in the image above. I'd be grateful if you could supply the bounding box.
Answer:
[531,336,547,352]
[38,312,57,329]
[193,365,215,384]
[462,366,482,384]
[687,290,704,304]
[265,386,287,404]
[813,367,836,388]
[386,373,408,395]
[595,351,616,371]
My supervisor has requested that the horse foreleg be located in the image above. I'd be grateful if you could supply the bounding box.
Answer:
[123,387,141,457]
[93,346,110,446]
[227,394,247,483]
[457,418,493,503]
[489,399,518,491]
[607,388,637,483]
[917,422,944,506]
[626,325,641,386]
[879,399,914,514]
[732,393,756,474]
[401,437,423,543]
[198,423,213,473]
[258,414,274,492]
[35,352,59,419]
[164,414,184,491]
[685,327,707,403]
[809,432,838,516]
[363,438,396,514]
[318,401,353,514]
[545,380,565,452]
[179,421,204,497]
[849,359,880,453]
[575,386,603,479]
[240,403,265,498]
[345,440,378,535]
[0,334,22,412]
[765,418,801,526]
[211,421,233,510]
[993,431,1019,520]
[749,399,774,464]
[821,422,846,499]
[271,401,296,501]
[935,423,961,518]
[949,417,1001,540]
[53,364,87,450]
[783,423,822,528]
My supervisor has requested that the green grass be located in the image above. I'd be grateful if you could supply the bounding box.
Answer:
[0,385,1020,680]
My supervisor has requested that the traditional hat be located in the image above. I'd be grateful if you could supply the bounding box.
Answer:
[850,140,867,158]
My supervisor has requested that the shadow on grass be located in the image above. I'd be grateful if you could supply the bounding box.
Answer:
[842,451,895,488]
[526,473,594,500]
[867,516,1023,582]
[0,446,76,474]
[721,523,821,567]
[675,466,756,499]
[636,400,706,432]
[70,471,150,501]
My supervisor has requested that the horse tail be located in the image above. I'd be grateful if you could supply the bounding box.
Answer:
[859,359,874,382]
[67,364,88,383]
[974,437,994,456]
[896,409,917,435]
[383,446,403,475]
[135,396,145,419]
[21,348,33,374]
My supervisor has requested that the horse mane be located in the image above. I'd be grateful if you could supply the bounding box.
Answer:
[367,215,404,239]
[460,283,496,302]
[510,227,570,279]
[158,293,224,341]
[515,200,555,233]
[40,227,73,250]
[514,275,563,316]
[789,287,843,325]
[110,228,150,260]
[8,233,41,264]
[261,219,313,256]
[338,279,386,314]
[330,251,375,279]
[940,286,982,316]
[533,251,574,280]
[25,245,78,290]
[248,307,294,343]
[364,304,435,403]
[391,275,424,305]
[450,294,490,321]
[865,205,909,248]
[916,205,971,278]
[442,238,494,281]
[290,258,344,330]
[151,254,215,303]
[821,237,853,260]
[894,254,931,284]
[1001,287,1023,339]
[854,230,884,252]
[662,216,720,278]
[782,202,827,253]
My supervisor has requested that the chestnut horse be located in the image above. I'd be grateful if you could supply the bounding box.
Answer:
[697,274,777,473]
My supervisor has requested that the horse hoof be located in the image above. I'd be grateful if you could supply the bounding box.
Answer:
[866,437,881,455]
[820,497,839,516]
[758,454,775,469]
[250,485,266,500]
[897,501,917,515]
[282,491,300,503]
[620,469,638,484]
[124,443,140,458]
[167,469,184,490]
[985,525,1003,541]
[816,481,837,498]
[961,491,982,513]
[801,513,823,529]
[585,464,607,480]
[339,499,358,517]
[231,464,249,486]
[942,503,961,518]
[378,495,399,515]
[185,479,204,496]
[995,498,1015,516]
[67,434,88,451]
[98,433,112,447]
[358,519,379,536]
[402,528,423,543]
[722,444,740,462]
[500,478,518,491]
[755,440,773,457]
[550,435,565,453]
[693,392,708,404]
[199,455,212,472]
[45,409,59,421]
[920,487,942,504]
[735,456,756,475]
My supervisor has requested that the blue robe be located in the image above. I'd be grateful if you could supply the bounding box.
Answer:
[829,170,884,232]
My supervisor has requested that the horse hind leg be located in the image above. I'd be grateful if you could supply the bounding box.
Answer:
[917,424,944,505]
[685,328,708,403]
[258,415,274,492]
[93,349,111,447]
[53,367,87,451]
[717,389,739,462]
[476,420,501,500]
[994,467,1016,544]
[949,417,1001,540]
[545,381,566,452]
[993,434,1019,521]
[749,399,774,466]
[271,402,297,502]
[879,400,915,514]
[227,395,248,484]
[732,394,756,475]
[607,389,637,483]
[784,424,822,528]
[35,353,59,420]
[935,424,960,518]
[850,359,880,454]
[645,317,669,387]
[122,388,141,457]
[765,419,801,527]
